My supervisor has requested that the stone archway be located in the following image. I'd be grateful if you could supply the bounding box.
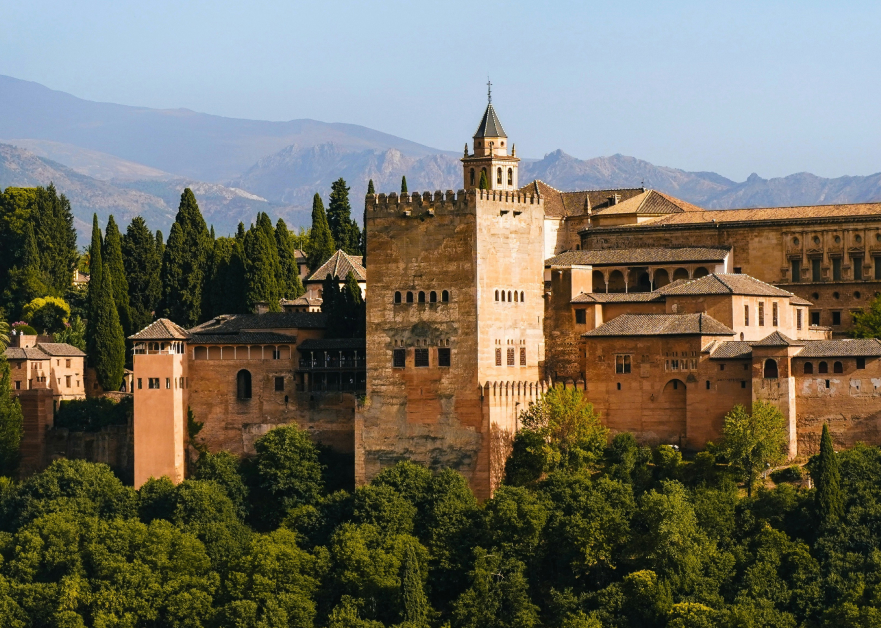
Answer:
[592,270,606,293]
[653,268,670,289]
[608,269,626,293]
[656,379,687,443]
[673,268,690,281]
[693,266,710,278]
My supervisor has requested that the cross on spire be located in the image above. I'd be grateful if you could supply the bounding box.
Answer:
[487,78,492,104]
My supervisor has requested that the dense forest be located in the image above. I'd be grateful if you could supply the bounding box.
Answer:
[0,385,877,628]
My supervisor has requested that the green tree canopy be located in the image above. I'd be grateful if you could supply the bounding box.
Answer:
[306,193,335,273]
[243,224,281,312]
[275,218,305,299]
[102,215,133,337]
[719,401,788,496]
[91,249,126,391]
[85,214,104,360]
[327,178,362,255]
[0,356,23,477]
[159,189,211,326]
[22,296,70,333]
[811,423,844,525]
[478,170,489,190]
[401,176,408,194]
[851,292,881,338]
[122,216,161,333]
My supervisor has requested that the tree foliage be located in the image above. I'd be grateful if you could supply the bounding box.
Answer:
[306,193,335,274]
[122,216,162,333]
[327,178,362,255]
[719,401,788,496]
[102,215,133,337]
[851,292,881,338]
[0,356,23,477]
[811,423,844,525]
[21,296,70,333]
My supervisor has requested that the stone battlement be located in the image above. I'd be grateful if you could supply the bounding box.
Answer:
[366,189,542,216]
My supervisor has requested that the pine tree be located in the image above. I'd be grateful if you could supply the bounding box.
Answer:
[328,178,362,255]
[159,189,212,326]
[0,356,24,477]
[400,542,430,627]
[276,219,304,299]
[814,423,844,524]
[306,193,335,273]
[102,215,133,338]
[243,226,280,313]
[479,170,489,190]
[122,217,162,333]
[367,179,375,195]
[92,252,126,390]
[4,222,48,316]
[236,222,246,241]
[401,176,408,195]
[86,215,104,361]
[31,185,77,296]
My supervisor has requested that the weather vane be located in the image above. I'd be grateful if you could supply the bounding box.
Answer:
[487,77,492,104]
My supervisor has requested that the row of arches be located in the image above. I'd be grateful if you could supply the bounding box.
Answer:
[193,345,290,361]
[394,290,450,304]
[469,167,514,187]
[495,289,525,303]
[592,267,711,293]
[803,361,844,375]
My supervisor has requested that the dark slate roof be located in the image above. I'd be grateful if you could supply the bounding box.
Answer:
[4,347,49,360]
[306,250,367,282]
[35,343,86,357]
[582,313,735,337]
[798,339,881,358]
[571,292,663,304]
[129,318,190,341]
[189,312,327,334]
[752,331,804,347]
[473,103,507,138]
[546,246,730,267]
[298,338,366,351]
[188,332,299,345]
[658,274,798,298]
[709,342,754,359]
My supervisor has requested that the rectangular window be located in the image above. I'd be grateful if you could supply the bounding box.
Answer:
[811,310,821,326]
[833,258,842,281]
[734,267,742,274]
[575,309,586,324]
[65,359,71,368]
[691,359,698,370]
[179,377,184,389]
[148,378,160,389]
[166,378,171,389]
[507,348,515,366]
[706,380,711,390]
[812,258,822,281]
[854,257,863,280]
[14,381,20,390]
[797,309,802,331]
[832,311,842,326]
[65,375,71,388]
[790,259,800,283]
[137,378,142,390]
[758,302,765,326]
[393,349,406,368]
[520,347,526,366]
[772,302,778,326]
[720,364,725,371]
[438,348,451,367]
[272,349,281,360]
[415,348,429,367]
[857,357,866,369]
[744,304,749,326]
[495,348,502,366]
[671,359,679,371]
[741,381,747,389]
[275,376,285,391]
[616,355,631,374]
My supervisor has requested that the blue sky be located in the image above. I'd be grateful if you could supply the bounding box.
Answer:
[2,0,879,180]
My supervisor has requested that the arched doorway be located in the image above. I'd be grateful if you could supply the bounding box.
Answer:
[608,270,626,293]
[764,359,779,379]
[653,268,670,289]
[657,379,687,443]
[592,270,606,293]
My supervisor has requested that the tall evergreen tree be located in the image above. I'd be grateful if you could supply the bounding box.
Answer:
[122,217,162,333]
[225,238,248,314]
[306,193,335,273]
[236,222,246,241]
[400,542,430,627]
[327,178,362,255]
[401,176,408,195]
[367,179,375,195]
[813,423,844,525]
[0,356,24,477]
[343,270,365,338]
[102,216,133,338]
[275,219,305,299]
[256,213,282,290]
[321,273,340,336]
[243,226,280,313]
[86,215,104,361]
[479,170,489,190]
[92,252,126,390]
[4,222,48,316]
[155,230,165,262]
[158,189,212,327]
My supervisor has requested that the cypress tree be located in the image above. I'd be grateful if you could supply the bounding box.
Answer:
[225,238,248,314]
[243,226,280,313]
[367,179,375,195]
[236,222,246,242]
[155,230,165,261]
[479,170,489,190]
[306,193,335,273]
[86,215,104,361]
[159,189,212,326]
[92,252,125,390]
[32,185,77,296]
[343,270,365,338]
[321,273,341,337]
[4,222,48,316]
[400,542,430,627]
[814,423,844,524]
[103,215,133,338]
[256,213,282,290]
[207,237,232,318]
[0,356,24,477]
[401,176,409,195]
[123,216,162,333]
[276,219,304,299]
[328,178,362,255]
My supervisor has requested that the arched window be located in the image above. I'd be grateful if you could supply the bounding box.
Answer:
[508,290,513,302]
[237,370,252,400]
[508,168,513,186]
[819,361,828,374]
[501,291,506,302]
[394,291,402,304]
[763,359,778,379]
[834,361,843,373]
[470,168,475,186]
[442,290,450,302]
[406,291,414,303]
[804,362,813,374]
[495,290,499,301]
[429,291,437,303]
[418,291,426,303]
[514,291,518,302]
[497,168,502,185]
[520,291,524,302]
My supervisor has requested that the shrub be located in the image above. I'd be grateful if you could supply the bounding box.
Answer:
[770,465,804,484]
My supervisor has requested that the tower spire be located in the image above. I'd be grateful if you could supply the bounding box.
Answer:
[487,78,492,104]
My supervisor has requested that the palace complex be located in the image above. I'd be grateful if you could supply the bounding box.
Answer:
[115,99,881,498]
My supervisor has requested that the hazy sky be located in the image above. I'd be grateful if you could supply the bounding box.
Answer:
[2,0,879,181]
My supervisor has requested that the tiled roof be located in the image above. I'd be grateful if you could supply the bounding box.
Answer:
[592,190,704,216]
[798,339,881,358]
[582,313,735,337]
[709,342,754,359]
[791,296,814,306]
[4,347,49,360]
[188,332,299,345]
[189,312,327,334]
[521,180,645,218]
[658,274,798,298]
[128,319,190,341]
[546,246,730,267]
[752,331,804,347]
[473,103,507,138]
[571,292,662,303]
[281,296,323,306]
[306,250,367,282]
[36,343,86,357]
[298,338,367,351]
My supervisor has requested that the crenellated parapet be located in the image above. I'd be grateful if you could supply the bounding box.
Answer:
[365,189,543,217]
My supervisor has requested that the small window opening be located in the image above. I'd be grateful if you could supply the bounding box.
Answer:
[819,361,828,374]
[804,362,814,374]
[406,291,414,303]
[833,361,843,373]
[394,291,402,304]
[442,290,450,302]
[430,291,437,303]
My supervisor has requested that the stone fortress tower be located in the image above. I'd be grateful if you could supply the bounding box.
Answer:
[357,95,546,499]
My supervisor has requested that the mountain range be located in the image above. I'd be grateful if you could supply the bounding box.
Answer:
[1,74,880,245]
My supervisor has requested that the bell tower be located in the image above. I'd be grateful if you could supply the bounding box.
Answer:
[462,81,519,191]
